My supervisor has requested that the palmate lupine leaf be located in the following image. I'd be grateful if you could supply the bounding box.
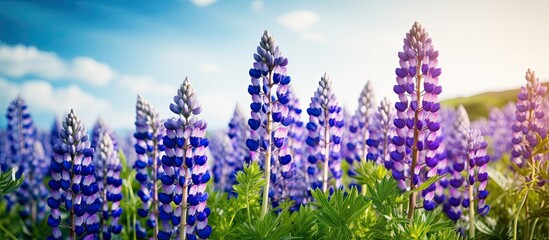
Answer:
[0,168,24,198]
[311,187,369,239]
[365,177,402,215]
[287,205,317,239]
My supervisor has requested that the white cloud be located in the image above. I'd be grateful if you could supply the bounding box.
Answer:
[0,44,66,79]
[190,0,217,7]
[277,10,319,31]
[0,43,115,86]
[277,10,325,42]
[118,75,173,96]
[250,0,264,12]
[0,78,131,129]
[70,57,116,86]
[199,63,222,74]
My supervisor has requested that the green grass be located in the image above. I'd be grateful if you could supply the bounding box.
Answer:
[441,82,549,120]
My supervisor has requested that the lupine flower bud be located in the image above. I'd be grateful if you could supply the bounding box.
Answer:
[161,77,211,240]
[391,22,442,213]
[47,110,100,240]
[134,95,165,238]
[511,69,547,167]
[306,73,344,192]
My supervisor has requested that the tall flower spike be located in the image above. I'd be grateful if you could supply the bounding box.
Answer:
[97,133,123,239]
[246,30,293,217]
[466,128,490,237]
[370,97,396,165]
[161,77,211,240]
[6,97,50,225]
[305,73,344,192]
[346,81,377,180]
[134,95,165,238]
[511,69,547,168]
[210,131,234,192]
[442,106,470,221]
[391,22,442,217]
[47,110,100,240]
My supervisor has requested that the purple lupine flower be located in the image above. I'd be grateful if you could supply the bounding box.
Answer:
[47,110,100,240]
[305,73,344,192]
[442,106,470,221]
[97,133,123,239]
[161,77,211,240]
[224,105,248,193]
[487,106,514,161]
[5,97,50,225]
[391,22,442,216]
[511,69,548,168]
[134,95,165,238]
[210,131,234,192]
[245,30,293,216]
[284,87,308,208]
[345,81,376,177]
[92,118,119,153]
[369,97,396,165]
[467,129,490,217]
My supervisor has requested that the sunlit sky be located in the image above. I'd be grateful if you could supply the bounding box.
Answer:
[1,0,548,131]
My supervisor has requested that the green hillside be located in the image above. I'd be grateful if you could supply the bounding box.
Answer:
[441,82,549,120]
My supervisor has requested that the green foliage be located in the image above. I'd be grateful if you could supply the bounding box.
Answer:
[0,168,24,198]
[310,187,369,239]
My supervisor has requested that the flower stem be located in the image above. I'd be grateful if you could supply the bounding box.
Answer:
[468,177,475,238]
[152,141,160,237]
[513,190,529,240]
[407,64,422,220]
[261,71,274,218]
[180,139,189,240]
[322,112,331,193]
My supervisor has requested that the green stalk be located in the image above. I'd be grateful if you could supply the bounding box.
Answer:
[513,190,529,240]
[180,139,189,240]
[407,64,422,220]
[261,71,274,218]
[322,112,331,193]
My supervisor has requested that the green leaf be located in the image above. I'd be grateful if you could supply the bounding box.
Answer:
[311,187,369,239]
[0,169,24,198]
[404,174,447,197]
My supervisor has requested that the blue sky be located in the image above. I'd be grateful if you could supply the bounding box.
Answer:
[1,0,548,131]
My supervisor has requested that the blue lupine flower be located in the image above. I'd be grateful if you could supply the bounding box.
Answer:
[161,78,211,239]
[305,73,344,192]
[97,133,123,239]
[246,31,293,215]
[47,109,100,240]
[5,97,49,225]
[134,95,165,238]
[390,22,442,216]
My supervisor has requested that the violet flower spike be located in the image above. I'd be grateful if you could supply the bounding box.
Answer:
[47,110,100,240]
[134,95,165,238]
[511,69,547,168]
[161,77,211,240]
[97,133,123,239]
[391,22,442,218]
[305,73,344,193]
[246,30,293,217]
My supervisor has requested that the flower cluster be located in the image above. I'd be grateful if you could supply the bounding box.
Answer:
[390,22,442,215]
[47,110,100,240]
[306,73,344,192]
[160,77,211,239]
[134,95,165,238]
[5,97,49,224]
[511,69,548,167]
[97,133,123,239]
[370,97,396,165]
[346,81,376,176]
[245,31,293,215]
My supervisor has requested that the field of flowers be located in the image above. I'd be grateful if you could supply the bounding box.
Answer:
[0,22,548,240]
